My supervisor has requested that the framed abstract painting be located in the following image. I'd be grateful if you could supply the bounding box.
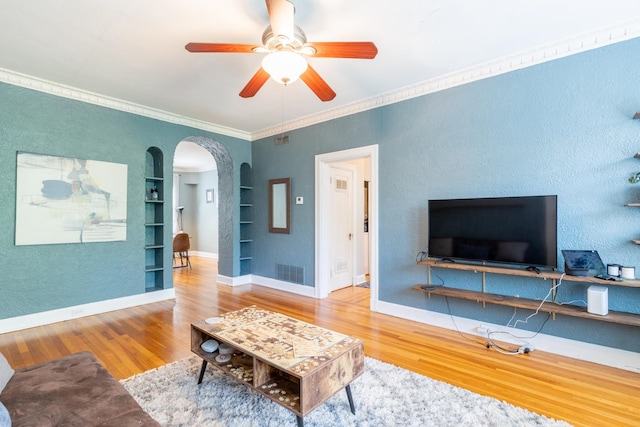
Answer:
[15,152,128,245]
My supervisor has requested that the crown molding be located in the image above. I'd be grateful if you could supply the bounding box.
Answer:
[251,18,640,141]
[0,67,252,141]
[2,18,639,143]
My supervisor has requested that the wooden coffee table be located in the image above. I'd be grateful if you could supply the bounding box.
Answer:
[191,306,364,426]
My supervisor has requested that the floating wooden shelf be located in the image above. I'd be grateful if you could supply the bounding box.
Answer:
[417,259,640,288]
[412,285,640,327]
[415,259,640,328]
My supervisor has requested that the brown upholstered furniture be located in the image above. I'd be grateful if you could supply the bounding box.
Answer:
[0,351,159,427]
[173,232,191,269]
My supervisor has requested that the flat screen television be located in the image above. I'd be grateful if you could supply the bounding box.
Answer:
[428,195,557,269]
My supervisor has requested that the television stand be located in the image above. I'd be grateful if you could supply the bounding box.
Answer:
[413,258,640,327]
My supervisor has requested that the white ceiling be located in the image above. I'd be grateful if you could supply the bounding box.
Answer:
[174,142,217,172]
[1,1,640,142]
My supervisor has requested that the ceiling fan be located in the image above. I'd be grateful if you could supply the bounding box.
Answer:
[185,0,378,102]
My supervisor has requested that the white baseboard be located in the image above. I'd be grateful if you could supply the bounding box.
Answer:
[190,251,218,259]
[216,274,252,286]
[218,274,316,298]
[215,274,316,298]
[252,275,317,298]
[355,274,368,285]
[0,289,175,335]
[375,300,640,373]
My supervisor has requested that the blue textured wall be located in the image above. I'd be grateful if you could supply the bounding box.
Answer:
[252,37,640,351]
[0,83,250,318]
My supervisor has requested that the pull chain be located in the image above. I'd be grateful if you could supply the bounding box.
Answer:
[280,84,286,139]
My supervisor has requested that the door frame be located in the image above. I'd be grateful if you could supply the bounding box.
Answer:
[315,145,378,311]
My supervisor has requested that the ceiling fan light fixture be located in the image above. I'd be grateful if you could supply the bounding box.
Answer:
[262,50,308,85]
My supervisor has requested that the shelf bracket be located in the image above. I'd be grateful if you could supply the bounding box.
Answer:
[480,271,486,308]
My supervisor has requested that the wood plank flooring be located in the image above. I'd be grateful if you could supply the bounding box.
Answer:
[1,256,639,426]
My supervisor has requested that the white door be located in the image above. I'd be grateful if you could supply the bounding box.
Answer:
[330,165,354,291]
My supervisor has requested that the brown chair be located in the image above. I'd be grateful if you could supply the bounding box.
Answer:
[173,232,191,269]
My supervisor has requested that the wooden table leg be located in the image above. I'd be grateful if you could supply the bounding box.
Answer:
[197,360,208,384]
[345,384,356,415]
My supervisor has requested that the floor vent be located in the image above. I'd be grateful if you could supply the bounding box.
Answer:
[275,263,304,285]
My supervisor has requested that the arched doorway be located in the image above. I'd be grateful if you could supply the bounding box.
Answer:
[175,136,234,278]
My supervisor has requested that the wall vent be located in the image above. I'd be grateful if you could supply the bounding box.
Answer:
[275,134,290,145]
[275,263,304,284]
[335,179,347,190]
[335,258,348,274]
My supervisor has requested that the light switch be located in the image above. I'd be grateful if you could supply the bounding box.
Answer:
[296,196,303,205]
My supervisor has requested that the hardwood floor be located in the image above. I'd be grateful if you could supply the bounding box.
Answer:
[1,256,639,426]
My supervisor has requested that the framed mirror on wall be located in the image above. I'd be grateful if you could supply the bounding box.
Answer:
[269,178,290,234]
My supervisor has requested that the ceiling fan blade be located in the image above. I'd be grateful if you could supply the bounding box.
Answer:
[299,65,336,102]
[185,43,258,53]
[306,42,378,59]
[239,67,271,98]
[266,0,295,42]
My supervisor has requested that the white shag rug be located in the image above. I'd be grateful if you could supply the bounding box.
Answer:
[121,356,571,427]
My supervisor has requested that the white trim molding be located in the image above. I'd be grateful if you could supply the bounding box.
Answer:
[190,251,218,260]
[216,274,253,287]
[0,67,251,141]
[252,18,640,140]
[375,300,640,374]
[215,274,317,298]
[252,275,317,298]
[2,19,639,142]
[0,289,175,335]
[315,145,379,310]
